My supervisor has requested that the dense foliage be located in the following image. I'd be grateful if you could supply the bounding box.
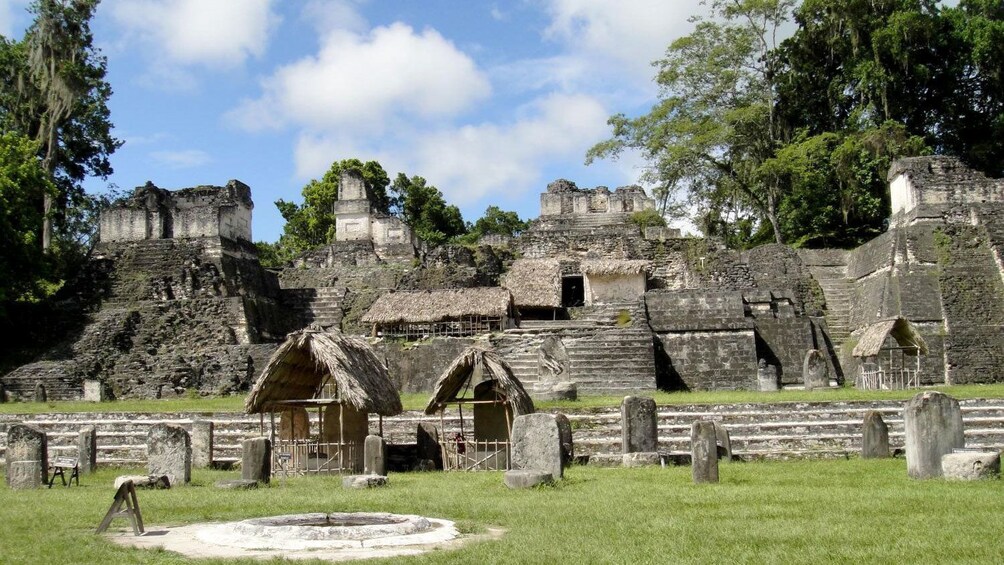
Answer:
[0,0,118,321]
[589,0,1003,248]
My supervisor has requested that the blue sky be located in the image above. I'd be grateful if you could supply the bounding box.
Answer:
[1,0,708,243]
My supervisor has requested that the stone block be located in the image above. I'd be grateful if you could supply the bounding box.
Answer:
[621,396,658,453]
[622,452,660,467]
[941,449,1000,480]
[83,380,105,402]
[861,411,890,459]
[147,423,191,486]
[757,361,779,392]
[241,437,271,484]
[587,453,623,467]
[535,382,578,401]
[904,391,964,479]
[5,424,47,489]
[342,474,388,489]
[802,349,829,390]
[191,420,214,468]
[504,470,554,489]
[555,413,574,467]
[416,423,442,470]
[78,426,98,474]
[714,422,732,462]
[364,435,388,476]
[33,382,46,403]
[510,413,565,480]
[691,420,719,484]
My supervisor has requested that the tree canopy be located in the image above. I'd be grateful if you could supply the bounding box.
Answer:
[588,0,1003,248]
[390,173,467,248]
[0,0,119,251]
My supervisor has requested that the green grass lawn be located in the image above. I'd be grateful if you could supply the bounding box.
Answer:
[1,458,1001,564]
[4,384,1004,415]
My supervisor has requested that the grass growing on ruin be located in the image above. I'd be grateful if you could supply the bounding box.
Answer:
[4,384,1004,415]
[1,458,1002,564]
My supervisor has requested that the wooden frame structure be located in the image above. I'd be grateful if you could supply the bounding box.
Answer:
[245,329,402,477]
[424,345,534,471]
[852,317,929,389]
[362,288,516,339]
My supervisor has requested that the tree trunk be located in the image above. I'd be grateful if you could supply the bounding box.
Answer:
[767,195,784,245]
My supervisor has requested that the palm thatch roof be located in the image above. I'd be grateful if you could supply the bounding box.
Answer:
[852,317,929,358]
[361,287,513,325]
[502,259,562,308]
[581,259,651,276]
[424,345,535,416]
[245,329,402,415]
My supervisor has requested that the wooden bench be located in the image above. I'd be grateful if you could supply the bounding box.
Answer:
[48,456,79,488]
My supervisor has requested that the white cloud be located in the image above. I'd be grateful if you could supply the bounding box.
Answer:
[542,0,703,79]
[228,22,491,134]
[415,93,610,205]
[150,149,212,169]
[302,0,368,35]
[108,0,280,68]
[292,93,610,207]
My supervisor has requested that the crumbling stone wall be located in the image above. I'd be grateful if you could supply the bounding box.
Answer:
[935,224,1004,384]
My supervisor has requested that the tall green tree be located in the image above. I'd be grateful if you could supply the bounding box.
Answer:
[0,132,56,311]
[389,173,466,248]
[271,158,390,258]
[587,0,797,245]
[0,0,119,251]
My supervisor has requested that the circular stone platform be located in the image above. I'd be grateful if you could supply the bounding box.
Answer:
[106,511,474,561]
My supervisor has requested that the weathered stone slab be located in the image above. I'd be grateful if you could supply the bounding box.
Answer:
[537,336,570,383]
[503,470,554,489]
[342,474,388,489]
[941,449,1000,481]
[535,381,578,401]
[555,413,574,467]
[416,423,442,470]
[78,426,98,474]
[279,407,310,440]
[191,420,214,469]
[714,422,732,462]
[904,391,964,479]
[621,396,658,453]
[364,435,388,476]
[83,380,105,402]
[33,382,46,403]
[757,359,779,392]
[587,453,623,467]
[241,437,271,484]
[802,349,829,390]
[691,420,719,484]
[215,479,259,490]
[5,424,47,489]
[511,413,565,479]
[147,423,191,486]
[115,475,170,489]
[861,411,890,459]
[622,452,660,467]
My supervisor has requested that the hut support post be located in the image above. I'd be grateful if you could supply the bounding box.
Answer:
[339,404,344,471]
[378,415,384,437]
[269,411,276,476]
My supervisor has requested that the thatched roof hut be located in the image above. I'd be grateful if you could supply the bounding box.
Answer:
[245,329,402,416]
[580,259,651,275]
[361,287,514,325]
[424,344,534,416]
[502,259,562,308]
[852,317,929,358]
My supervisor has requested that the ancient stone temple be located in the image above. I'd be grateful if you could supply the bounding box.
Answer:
[1,181,290,400]
[3,156,1004,399]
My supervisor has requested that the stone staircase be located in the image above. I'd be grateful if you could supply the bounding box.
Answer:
[805,263,855,346]
[568,213,633,231]
[493,326,657,394]
[3,398,1002,467]
[280,287,346,330]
